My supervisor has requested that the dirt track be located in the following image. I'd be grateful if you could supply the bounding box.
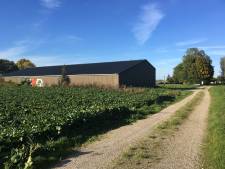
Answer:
[54,90,200,169]
[149,87,210,169]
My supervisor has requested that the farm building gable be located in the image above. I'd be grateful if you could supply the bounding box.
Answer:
[3,59,156,87]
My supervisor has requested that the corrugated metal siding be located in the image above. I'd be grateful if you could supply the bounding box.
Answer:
[4,74,119,88]
[3,60,155,88]
[69,74,119,88]
[119,61,156,87]
[3,60,144,76]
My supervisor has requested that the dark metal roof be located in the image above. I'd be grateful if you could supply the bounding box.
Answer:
[3,59,153,77]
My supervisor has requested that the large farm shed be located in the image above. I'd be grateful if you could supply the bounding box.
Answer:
[3,59,156,88]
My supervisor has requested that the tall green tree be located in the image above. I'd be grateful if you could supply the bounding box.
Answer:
[173,48,214,84]
[195,54,214,83]
[220,57,225,77]
[183,48,200,83]
[0,59,18,74]
[16,58,36,70]
[173,63,186,83]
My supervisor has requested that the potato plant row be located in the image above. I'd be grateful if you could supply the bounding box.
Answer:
[0,86,183,168]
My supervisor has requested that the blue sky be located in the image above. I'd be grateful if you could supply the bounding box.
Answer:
[0,0,225,79]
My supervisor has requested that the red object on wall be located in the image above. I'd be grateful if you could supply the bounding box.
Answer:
[31,78,37,87]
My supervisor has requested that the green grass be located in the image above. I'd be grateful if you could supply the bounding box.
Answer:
[158,84,198,90]
[0,86,190,169]
[203,86,225,169]
[111,91,204,169]
[157,91,204,130]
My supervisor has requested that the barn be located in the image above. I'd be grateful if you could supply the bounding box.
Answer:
[3,59,156,88]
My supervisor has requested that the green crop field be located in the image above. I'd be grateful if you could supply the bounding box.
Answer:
[0,85,189,169]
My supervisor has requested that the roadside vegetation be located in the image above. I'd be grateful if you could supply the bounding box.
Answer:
[157,91,204,130]
[217,57,225,84]
[203,86,225,169]
[0,85,190,169]
[111,91,204,169]
[159,84,198,90]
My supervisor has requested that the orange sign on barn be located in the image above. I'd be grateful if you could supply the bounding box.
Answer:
[31,78,37,87]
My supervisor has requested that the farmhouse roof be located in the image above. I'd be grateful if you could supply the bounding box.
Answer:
[3,59,154,77]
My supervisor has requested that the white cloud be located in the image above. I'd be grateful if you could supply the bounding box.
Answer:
[133,3,164,45]
[25,56,63,66]
[198,45,225,50]
[13,39,45,47]
[25,55,98,67]
[0,38,46,62]
[40,0,61,9]
[0,46,27,59]
[176,38,207,46]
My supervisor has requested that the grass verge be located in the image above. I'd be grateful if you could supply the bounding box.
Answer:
[111,91,204,169]
[203,86,225,169]
[157,91,204,131]
[158,84,199,90]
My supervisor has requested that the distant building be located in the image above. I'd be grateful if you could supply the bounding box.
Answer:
[3,59,156,88]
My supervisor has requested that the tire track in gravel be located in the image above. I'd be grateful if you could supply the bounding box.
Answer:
[150,87,210,169]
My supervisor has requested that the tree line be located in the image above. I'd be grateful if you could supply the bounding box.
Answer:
[0,58,35,75]
[0,58,70,87]
[167,48,225,84]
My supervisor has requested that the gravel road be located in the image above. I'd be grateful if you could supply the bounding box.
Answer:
[150,87,210,169]
[54,90,200,169]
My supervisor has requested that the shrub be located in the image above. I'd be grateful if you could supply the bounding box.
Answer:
[58,65,70,86]
[20,78,31,86]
